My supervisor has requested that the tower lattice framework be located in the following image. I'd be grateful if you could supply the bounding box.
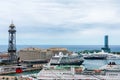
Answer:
[8,22,17,62]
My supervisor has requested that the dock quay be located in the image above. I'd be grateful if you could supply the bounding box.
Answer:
[0,66,42,75]
[0,76,33,80]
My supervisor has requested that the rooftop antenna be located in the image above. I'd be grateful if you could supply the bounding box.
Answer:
[11,20,13,24]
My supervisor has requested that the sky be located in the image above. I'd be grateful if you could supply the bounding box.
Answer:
[0,0,120,45]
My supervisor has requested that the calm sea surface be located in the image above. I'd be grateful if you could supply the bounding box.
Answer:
[1,45,120,76]
[0,45,120,52]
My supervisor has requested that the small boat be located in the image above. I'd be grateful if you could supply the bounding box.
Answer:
[50,52,84,65]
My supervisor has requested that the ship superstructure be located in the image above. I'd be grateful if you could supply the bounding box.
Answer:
[50,52,84,65]
[36,64,120,79]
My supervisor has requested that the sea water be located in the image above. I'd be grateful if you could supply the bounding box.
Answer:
[0,45,120,52]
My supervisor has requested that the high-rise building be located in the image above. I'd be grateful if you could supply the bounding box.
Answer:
[101,35,111,52]
[105,35,108,48]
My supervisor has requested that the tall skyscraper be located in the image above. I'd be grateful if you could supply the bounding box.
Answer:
[105,35,108,48]
[101,35,111,52]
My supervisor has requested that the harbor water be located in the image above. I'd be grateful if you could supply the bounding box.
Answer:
[84,59,120,69]
[0,45,120,76]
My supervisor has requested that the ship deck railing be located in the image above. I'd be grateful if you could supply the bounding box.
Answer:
[76,70,106,75]
[76,69,120,75]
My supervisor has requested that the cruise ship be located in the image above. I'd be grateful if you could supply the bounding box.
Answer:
[50,52,84,65]
[107,54,120,59]
[37,65,85,80]
[83,50,108,59]
[25,63,120,80]
[83,50,120,60]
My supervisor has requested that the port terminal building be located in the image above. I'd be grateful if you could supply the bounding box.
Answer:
[17,47,71,65]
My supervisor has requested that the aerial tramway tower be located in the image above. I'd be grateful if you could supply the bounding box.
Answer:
[8,22,17,62]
